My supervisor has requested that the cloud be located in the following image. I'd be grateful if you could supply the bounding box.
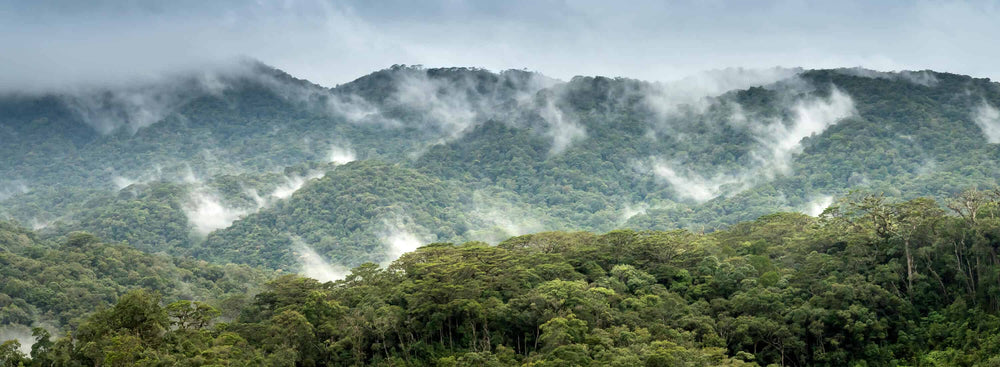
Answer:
[270,171,325,200]
[112,176,137,190]
[46,61,265,134]
[466,190,549,243]
[391,70,479,139]
[620,203,649,223]
[538,98,587,155]
[751,87,856,174]
[649,160,745,202]
[328,144,357,165]
[0,324,34,355]
[973,101,1000,144]
[0,180,29,201]
[370,66,555,146]
[802,195,834,216]
[643,67,802,118]
[379,218,427,266]
[7,0,1000,94]
[644,86,855,202]
[184,190,249,237]
[292,237,349,282]
[833,67,938,87]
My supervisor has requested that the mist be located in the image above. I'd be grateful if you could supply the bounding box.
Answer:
[643,85,856,202]
[0,324,34,355]
[292,237,350,282]
[467,190,550,243]
[47,61,265,134]
[803,195,835,217]
[5,1,1000,93]
[379,218,427,266]
[270,171,325,200]
[0,181,29,201]
[834,67,939,87]
[538,98,587,155]
[649,161,744,202]
[328,144,357,165]
[185,170,325,236]
[620,203,649,223]
[184,190,250,237]
[752,87,857,174]
[974,101,1000,144]
[643,67,802,118]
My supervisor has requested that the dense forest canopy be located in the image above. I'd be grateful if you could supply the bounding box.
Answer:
[5,192,1000,365]
[4,63,1000,365]
[3,63,1000,269]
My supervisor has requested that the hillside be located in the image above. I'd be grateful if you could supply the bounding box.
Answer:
[2,63,1000,271]
[7,193,1000,365]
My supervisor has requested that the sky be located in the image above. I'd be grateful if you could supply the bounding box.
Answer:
[1,0,999,91]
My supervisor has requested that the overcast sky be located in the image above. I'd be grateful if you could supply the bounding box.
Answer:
[2,0,999,91]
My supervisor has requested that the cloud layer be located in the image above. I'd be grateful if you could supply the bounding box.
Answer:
[648,86,856,202]
[974,101,1000,144]
[3,1,1000,92]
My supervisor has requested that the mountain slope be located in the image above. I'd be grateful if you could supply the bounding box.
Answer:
[3,64,1000,271]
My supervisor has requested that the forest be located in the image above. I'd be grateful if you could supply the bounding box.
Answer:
[5,191,1000,365]
[3,63,1000,365]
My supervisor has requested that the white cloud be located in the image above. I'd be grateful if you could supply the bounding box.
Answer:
[645,87,855,202]
[184,190,249,237]
[270,171,324,200]
[644,67,802,118]
[0,324,34,355]
[292,237,349,282]
[752,87,856,175]
[538,98,587,155]
[650,161,744,202]
[112,176,137,190]
[466,190,549,243]
[803,195,834,216]
[379,218,427,266]
[328,144,357,165]
[620,203,648,223]
[973,101,1000,144]
[0,180,29,201]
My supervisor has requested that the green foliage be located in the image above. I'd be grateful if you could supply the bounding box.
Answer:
[0,222,268,330]
[11,193,1000,365]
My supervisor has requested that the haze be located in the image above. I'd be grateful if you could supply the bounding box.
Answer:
[2,0,999,92]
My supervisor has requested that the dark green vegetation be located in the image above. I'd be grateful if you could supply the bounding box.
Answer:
[4,63,1000,365]
[6,193,1000,365]
[0,221,267,337]
[2,64,1000,270]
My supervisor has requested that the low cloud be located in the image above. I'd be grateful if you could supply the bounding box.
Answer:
[270,171,325,200]
[184,190,250,237]
[0,324,34,355]
[52,61,261,134]
[379,218,427,266]
[112,176,138,190]
[752,87,856,175]
[802,195,834,216]
[973,101,1000,143]
[644,86,855,202]
[620,203,649,224]
[834,67,939,87]
[466,190,549,243]
[649,161,745,202]
[328,144,357,165]
[644,67,802,118]
[292,237,349,282]
[0,180,29,201]
[538,98,587,155]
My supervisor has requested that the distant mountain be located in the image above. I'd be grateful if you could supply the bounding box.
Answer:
[2,62,1000,269]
